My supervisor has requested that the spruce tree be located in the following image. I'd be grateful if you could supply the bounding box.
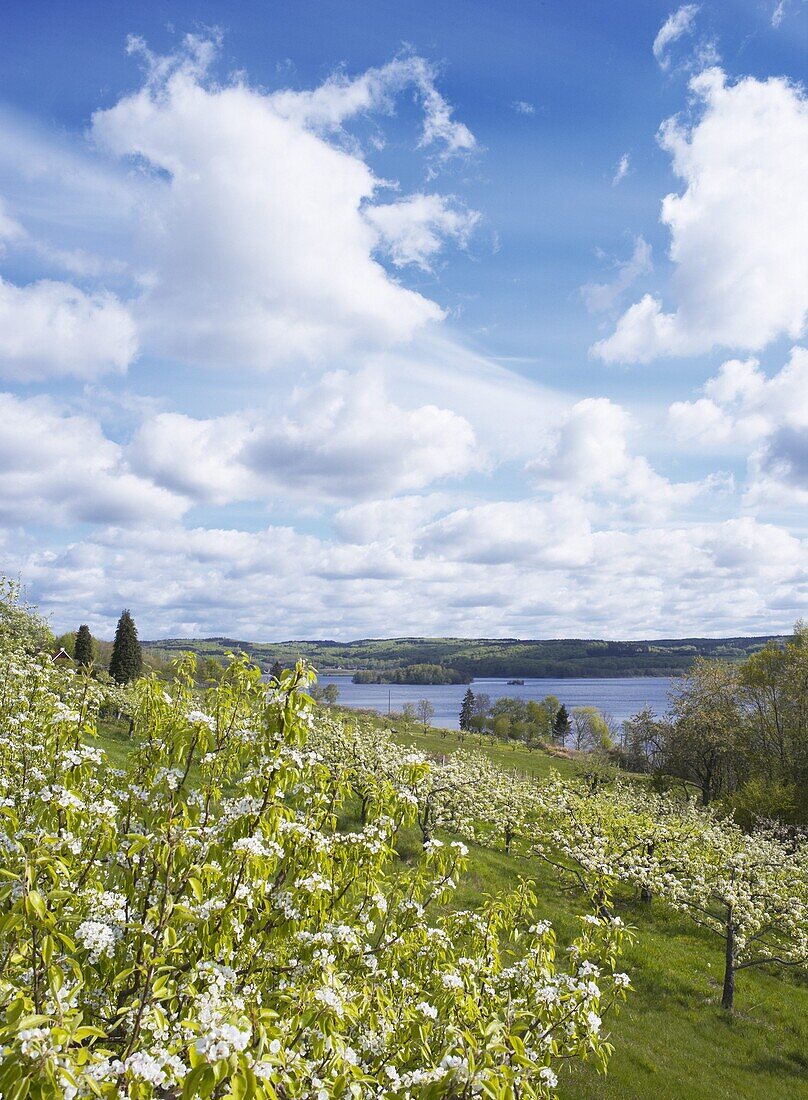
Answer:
[74,624,94,666]
[269,660,284,682]
[108,610,143,684]
[553,703,570,745]
[459,687,475,731]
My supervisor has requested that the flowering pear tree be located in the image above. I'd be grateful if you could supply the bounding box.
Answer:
[472,756,541,855]
[308,715,421,825]
[397,748,481,845]
[0,626,632,1098]
[530,779,701,915]
[649,820,808,1011]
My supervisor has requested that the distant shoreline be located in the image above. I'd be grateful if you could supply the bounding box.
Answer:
[315,672,674,729]
[142,634,785,680]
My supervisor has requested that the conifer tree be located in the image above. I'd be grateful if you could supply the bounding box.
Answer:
[74,624,93,666]
[460,687,475,730]
[269,660,284,682]
[108,609,143,684]
[553,703,571,745]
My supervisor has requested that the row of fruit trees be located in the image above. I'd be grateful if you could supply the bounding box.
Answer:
[316,714,808,1014]
[0,625,806,1098]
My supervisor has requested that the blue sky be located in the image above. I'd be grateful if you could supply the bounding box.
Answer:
[0,0,806,639]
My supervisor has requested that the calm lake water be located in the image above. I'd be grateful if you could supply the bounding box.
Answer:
[315,675,673,730]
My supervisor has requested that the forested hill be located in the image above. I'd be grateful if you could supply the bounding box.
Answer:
[141,634,786,678]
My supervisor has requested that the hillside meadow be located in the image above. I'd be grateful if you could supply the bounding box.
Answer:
[89,709,808,1100]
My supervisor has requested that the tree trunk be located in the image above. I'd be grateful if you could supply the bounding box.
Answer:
[641,841,654,903]
[421,804,432,846]
[593,888,610,920]
[721,912,735,1011]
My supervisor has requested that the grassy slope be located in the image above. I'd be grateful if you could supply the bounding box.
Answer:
[97,716,136,769]
[448,842,808,1100]
[95,714,808,1099]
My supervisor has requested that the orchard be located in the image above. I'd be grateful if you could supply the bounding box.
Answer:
[0,611,631,1099]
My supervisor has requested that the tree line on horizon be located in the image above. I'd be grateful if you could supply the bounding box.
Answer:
[142,632,787,680]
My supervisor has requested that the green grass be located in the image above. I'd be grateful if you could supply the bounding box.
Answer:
[92,712,808,1099]
[446,838,808,1100]
[96,715,136,769]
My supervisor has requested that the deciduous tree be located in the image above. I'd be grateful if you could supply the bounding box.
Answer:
[653,819,808,1011]
[417,697,435,731]
[739,623,808,819]
[663,658,742,805]
[571,706,613,752]
[323,683,340,705]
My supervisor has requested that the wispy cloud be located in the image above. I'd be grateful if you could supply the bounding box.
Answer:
[511,100,535,115]
[653,4,699,70]
[612,153,630,186]
[581,236,652,313]
[771,0,807,25]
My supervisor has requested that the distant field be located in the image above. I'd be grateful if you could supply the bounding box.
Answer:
[142,633,785,679]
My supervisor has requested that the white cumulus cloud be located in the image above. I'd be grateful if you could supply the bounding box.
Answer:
[670,346,808,506]
[527,396,722,520]
[593,68,808,363]
[11,506,804,640]
[131,371,481,503]
[0,393,184,525]
[0,277,136,381]
[669,348,808,448]
[364,193,479,271]
[416,497,595,569]
[91,38,476,371]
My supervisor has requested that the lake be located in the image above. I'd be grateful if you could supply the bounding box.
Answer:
[315,674,674,729]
